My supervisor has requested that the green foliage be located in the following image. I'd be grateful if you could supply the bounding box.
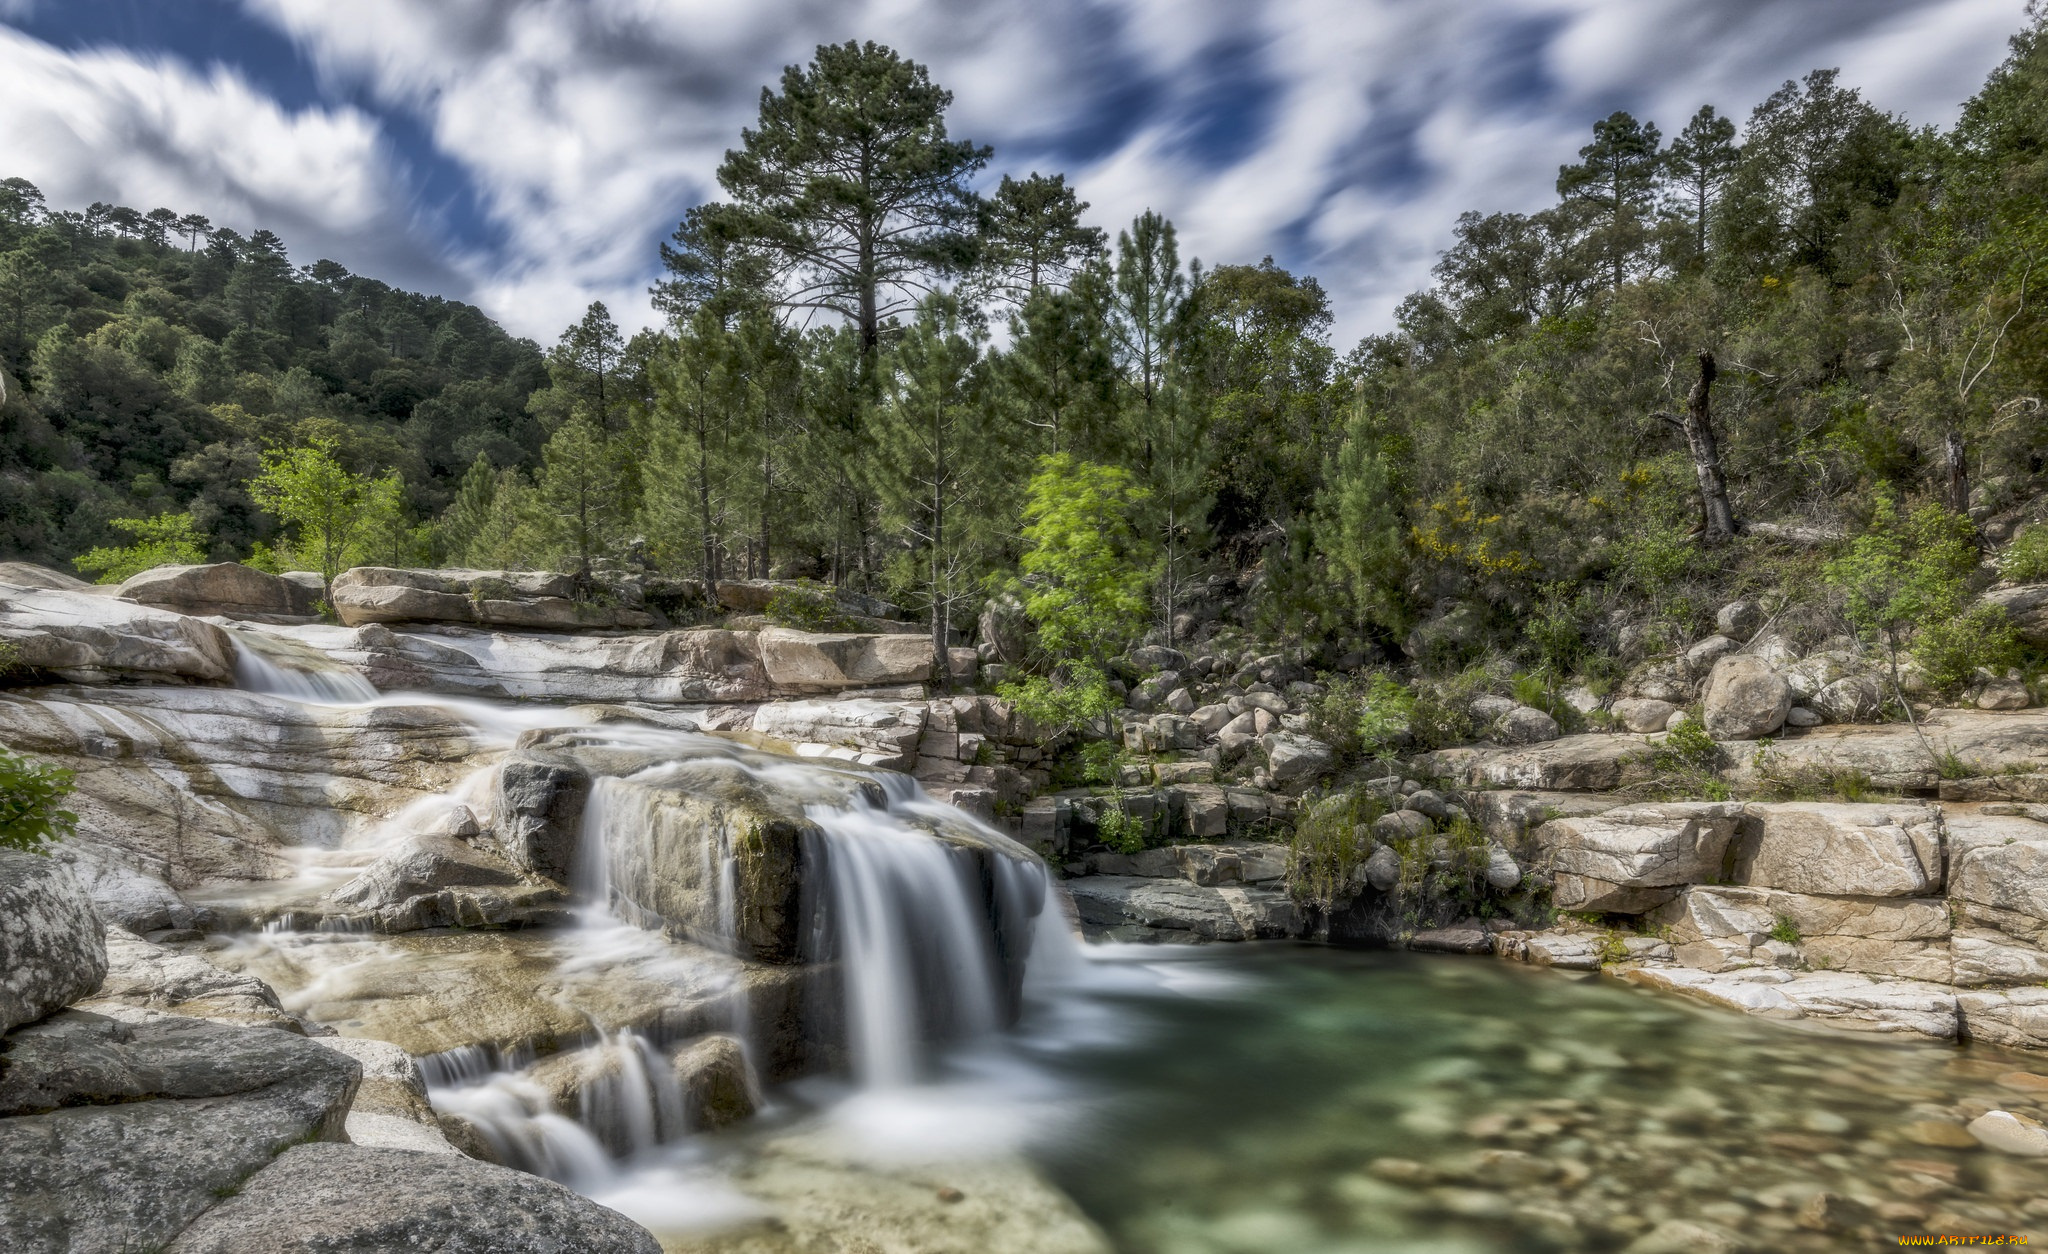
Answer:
[997,669,1121,740]
[0,748,77,853]
[763,586,859,633]
[71,512,206,583]
[1769,915,1802,945]
[1093,788,1145,855]
[1287,789,1385,911]
[1078,740,1128,786]
[2000,526,2048,584]
[1304,672,1414,763]
[1914,602,2023,694]
[1015,454,1156,669]
[1407,682,1475,751]
[1825,489,1979,647]
[249,438,409,581]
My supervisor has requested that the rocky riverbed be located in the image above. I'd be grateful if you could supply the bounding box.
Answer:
[8,558,2048,1251]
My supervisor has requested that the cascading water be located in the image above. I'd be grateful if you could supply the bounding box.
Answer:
[229,631,380,703]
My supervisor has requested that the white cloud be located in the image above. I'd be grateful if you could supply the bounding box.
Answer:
[0,25,455,287]
[17,0,2020,348]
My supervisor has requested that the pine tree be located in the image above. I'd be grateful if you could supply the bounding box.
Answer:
[1663,106,1740,264]
[717,42,988,367]
[980,173,1107,307]
[1557,111,1664,288]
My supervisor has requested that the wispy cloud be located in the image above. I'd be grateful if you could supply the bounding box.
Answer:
[1,1,2028,347]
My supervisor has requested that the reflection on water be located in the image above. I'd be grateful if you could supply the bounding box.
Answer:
[1026,946,2048,1252]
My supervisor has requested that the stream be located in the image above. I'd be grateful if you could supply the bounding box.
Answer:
[205,643,2048,1251]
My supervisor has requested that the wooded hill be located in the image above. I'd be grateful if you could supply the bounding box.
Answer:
[1,18,2045,706]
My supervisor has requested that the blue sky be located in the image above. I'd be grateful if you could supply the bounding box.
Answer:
[0,0,2029,347]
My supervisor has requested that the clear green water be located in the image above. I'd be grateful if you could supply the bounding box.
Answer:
[1023,946,2048,1253]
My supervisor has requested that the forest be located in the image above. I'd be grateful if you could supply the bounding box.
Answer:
[1,18,2045,722]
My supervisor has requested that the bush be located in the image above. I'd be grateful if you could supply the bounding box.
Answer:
[764,586,861,633]
[1288,789,1385,911]
[72,512,207,584]
[999,669,1122,740]
[2001,526,2048,584]
[1094,789,1146,854]
[0,749,78,853]
[1305,673,1415,763]
[1913,603,2023,694]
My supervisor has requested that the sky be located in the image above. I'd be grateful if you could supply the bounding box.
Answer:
[0,0,2030,349]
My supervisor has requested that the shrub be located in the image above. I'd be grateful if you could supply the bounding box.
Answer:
[1769,915,1802,945]
[1094,790,1145,854]
[72,512,207,584]
[1912,603,2022,695]
[1288,789,1386,910]
[999,668,1121,740]
[0,749,78,853]
[764,586,861,633]
[2001,526,2048,584]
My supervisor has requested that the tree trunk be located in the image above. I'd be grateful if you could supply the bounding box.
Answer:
[1678,352,1738,544]
[1945,427,1970,516]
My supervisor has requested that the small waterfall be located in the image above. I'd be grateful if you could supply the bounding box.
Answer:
[429,1070,615,1185]
[231,632,379,703]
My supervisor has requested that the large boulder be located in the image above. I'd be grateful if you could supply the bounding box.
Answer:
[1067,876,1299,943]
[0,849,108,1035]
[1808,674,1887,724]
[163,1143,661,1253]
[0,561,91,590]
[78,928,298,1031]
[1701,655,1792,740]
[1732,802,1943,897]
[752,699,929,770]
[0,1009,358,1253]
[328,567,655,632]
[0,583,236,684]
[1260,732,1335,787]
[1983,583,2048,648]
[1494,704,1559,745]
[493,752,594,883]
[977,592,1033,664]
[1658,885,1951,981]
[1611,698,1677,733]
[1533,803,1744,913]
[115,563,311,621]
[309,1037,457,1155]
[757,627,934,691]
[331,833,526,909]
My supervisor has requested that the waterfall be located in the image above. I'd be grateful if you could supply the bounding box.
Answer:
[230,631,379,703]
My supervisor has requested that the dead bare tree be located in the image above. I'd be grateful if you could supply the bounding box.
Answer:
[1651,351,1738,543]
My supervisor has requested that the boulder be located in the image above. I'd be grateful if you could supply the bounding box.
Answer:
[1534,803,1744,913]
[1659,885,1951,981]
[1978,676,2033,710]
[1715,600,1763,639]
[0,561,91,590]
[1959,986,2048,1050]
[1810,674,1887,724]
[1128,644,1190,674]
[1414,734,1643,793]
[115,563,308,621]
[670,1033,757,1131]
[1701,655,1791,740]
[977,593,1033,665]
[758,627,934,691]
[1484,843,1522,891]
[0,849,108,1035]
[1495,705,1559,745]
[493,752,594,883]
[0,583,236,684]
[1620,966,1957,1039]
[52,852,200,933]
[330,833,526,910]
[753,698,928,770]
[1733,802,1942,897]
[1983,583,2048,648]
[0,1009,358,1254]
[1623,658,1693,704]
[327,567,655,632]
[1067,876,1298,943]
[1611,698,1677,734]
[1966,1110,2048,1157]
[1683,634,1741,673]
[163,1144,662,1253]
[1374,809,1432,842]
[1784,706,1822,728]
[310,1037,457,1155]
[78,928,299,1031]
[1259,732,1335,787]
[1363,844,1400,891]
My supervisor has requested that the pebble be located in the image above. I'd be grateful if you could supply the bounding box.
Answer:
[1967,1110,2048,1157]
[1905,1120,1981,1148]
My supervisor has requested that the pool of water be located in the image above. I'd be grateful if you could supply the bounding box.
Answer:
[1011,945,2048,1252]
